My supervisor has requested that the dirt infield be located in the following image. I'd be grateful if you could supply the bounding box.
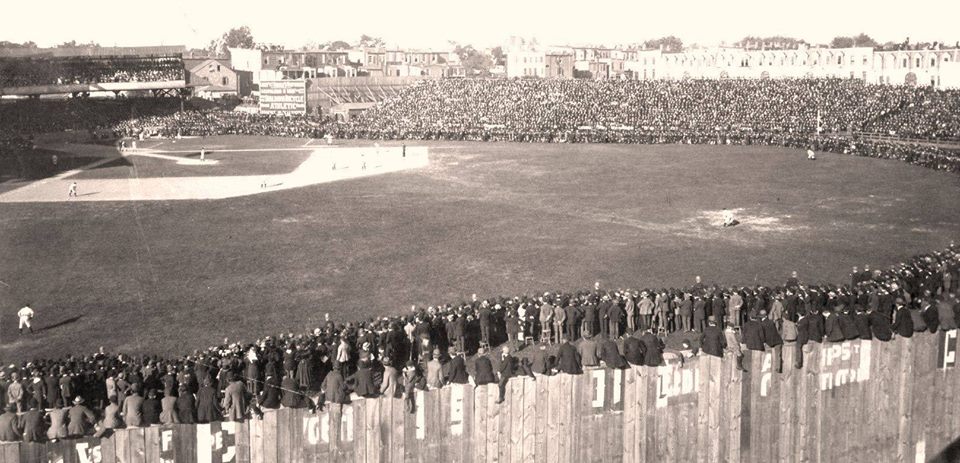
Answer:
[0,142,428,202]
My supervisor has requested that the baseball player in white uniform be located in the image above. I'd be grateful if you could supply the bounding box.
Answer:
[68,182,78,198]
[17,304,34,335]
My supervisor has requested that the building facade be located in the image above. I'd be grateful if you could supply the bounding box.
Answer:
[516,43,960,88]
[184,58,252,98]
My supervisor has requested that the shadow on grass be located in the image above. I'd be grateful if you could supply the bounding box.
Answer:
[35,316,82,333]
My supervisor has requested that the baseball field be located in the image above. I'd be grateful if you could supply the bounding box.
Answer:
[0,136,957,360]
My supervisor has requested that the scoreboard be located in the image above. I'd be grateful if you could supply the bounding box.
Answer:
[259,80,307,115]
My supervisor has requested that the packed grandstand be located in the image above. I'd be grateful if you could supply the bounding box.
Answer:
[1,70,960,439]
[0,55,184,88]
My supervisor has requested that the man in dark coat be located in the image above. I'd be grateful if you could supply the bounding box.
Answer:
[478,305,493,347]
[596,296,612,338]
[495,347,533,404]
[868,307,894,341]
[318,364,348,410]
[923,301,941,333]
[741,315,765,351]
[444,352,470,384]
[598,337,627,369]
[556,340,582,375]
[807,309,826,343]
[711,294,727,329]
[21,401,45,442]
[259,375,281,409]
[564,303,581,342]
[853,307,873,340]
[824,308,845,343]
[760,311,784,373]
[349,360,379,398]
[0,404,21,442]
[838,307,860,340]
[700,317,726,357]
[472,349,497,385]
[622,336,646,366]
[892,300,914,338]
[280,372,307,408]
[638,329,664,367]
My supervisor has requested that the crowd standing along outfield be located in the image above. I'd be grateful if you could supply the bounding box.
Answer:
[0,76,959,450]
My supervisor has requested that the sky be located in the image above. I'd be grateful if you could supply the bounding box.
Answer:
[4,0,960,51]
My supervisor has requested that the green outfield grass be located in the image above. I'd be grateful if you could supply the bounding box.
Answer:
[0,138,957,361]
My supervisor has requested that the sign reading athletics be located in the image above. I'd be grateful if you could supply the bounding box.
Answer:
[259,80,307,115]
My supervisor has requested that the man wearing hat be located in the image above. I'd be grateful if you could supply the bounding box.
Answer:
[700,316,726,358]
[67,396,97,437]
[425,349,444,390]
[556,339,582,375]
[578,333,601,368]
[638,328,664,367]
[472,347,496,386]
[727,290,744,328]
[892,298,914,338]
[0,404,20,442]
[741,314,765,352]
[538,297,554,344]
[760,311,784,373]
[444,349,470,384]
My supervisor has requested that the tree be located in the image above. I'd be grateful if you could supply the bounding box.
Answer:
[210,26,255,57]
[830,36,855,48]
[56,40,99,48]
[357,34,385,48]
[490,46,506,66]
[327,41,351,51]
[852,33,879,48]
[0,41,37,49]
[454,44,492,76]
[643,36,683,52]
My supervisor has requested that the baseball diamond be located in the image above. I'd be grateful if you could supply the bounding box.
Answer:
[2,10,960,463]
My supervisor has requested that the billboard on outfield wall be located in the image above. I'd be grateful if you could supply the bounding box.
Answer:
[259,80,307,114]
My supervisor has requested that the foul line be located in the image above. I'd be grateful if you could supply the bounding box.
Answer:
[140,147,321,154]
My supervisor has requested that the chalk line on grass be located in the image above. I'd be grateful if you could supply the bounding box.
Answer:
[0,146,429,203]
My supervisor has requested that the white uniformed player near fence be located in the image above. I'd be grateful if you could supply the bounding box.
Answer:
[807,149,816,160]
[17,304,34,335]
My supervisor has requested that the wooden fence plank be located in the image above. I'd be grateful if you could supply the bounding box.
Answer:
[340,404,356,462]
[440,386,452,463]
[621,368,636,463]
[18,442,44,463]
[144,426,161,463]
[486,383,500,463]
[364,398,379,463]
[521,378,536,463]
[129,428,146,463]
[459,384,475,463]
[234,421,249,463]
[473,384,488,463]
[261,410,278,463]
[390,398,404,463]
[249,415,264,463]
[403,392,421,463]
[555,374,570,463]
[350,400,364,463]
[100,432,117,463]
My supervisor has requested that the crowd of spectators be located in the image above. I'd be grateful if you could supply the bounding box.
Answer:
[0,56,183,88]
[0,241,957,440]
[337,78,960,141]
[2,77,960,441]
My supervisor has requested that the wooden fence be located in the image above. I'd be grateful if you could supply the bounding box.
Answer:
[1,332,958,462]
